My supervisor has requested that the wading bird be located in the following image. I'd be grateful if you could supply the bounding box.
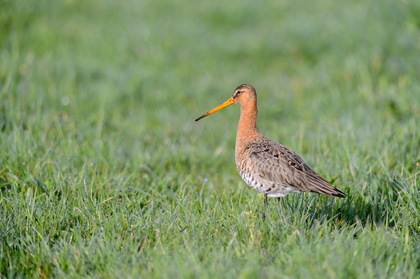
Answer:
[195,84,345,220]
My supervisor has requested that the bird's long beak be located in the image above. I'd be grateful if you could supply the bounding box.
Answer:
[195,97,235,121]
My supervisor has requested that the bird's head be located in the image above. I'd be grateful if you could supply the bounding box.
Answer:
[195,84,256,121]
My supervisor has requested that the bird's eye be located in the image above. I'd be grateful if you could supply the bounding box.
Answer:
[236,91,242,95]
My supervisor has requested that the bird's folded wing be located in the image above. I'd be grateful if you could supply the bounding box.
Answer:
[247,141,344,197]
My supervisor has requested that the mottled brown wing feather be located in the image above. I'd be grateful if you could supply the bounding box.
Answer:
[247,140,345,197]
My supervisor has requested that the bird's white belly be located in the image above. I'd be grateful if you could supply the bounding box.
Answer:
[239,171,301,198]
[240,171,264,192]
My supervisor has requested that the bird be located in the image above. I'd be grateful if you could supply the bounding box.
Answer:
[195,84,345,220]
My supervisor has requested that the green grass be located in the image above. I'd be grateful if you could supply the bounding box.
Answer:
[1,0,420,277]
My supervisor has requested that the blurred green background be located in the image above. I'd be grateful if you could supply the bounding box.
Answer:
[1,0,419,277]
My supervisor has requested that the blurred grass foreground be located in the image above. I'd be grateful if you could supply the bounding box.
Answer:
[1,0,420,278]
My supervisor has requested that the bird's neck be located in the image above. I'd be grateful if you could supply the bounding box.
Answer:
[236,102,261,150]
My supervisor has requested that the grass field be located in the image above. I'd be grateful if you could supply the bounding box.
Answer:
[1,0,420,277]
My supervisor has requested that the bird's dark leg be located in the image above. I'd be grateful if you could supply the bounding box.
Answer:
[263,194,268,221]
[278,197,285,220]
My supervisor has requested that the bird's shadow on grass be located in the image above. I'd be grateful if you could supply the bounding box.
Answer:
[276,189,398,229]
